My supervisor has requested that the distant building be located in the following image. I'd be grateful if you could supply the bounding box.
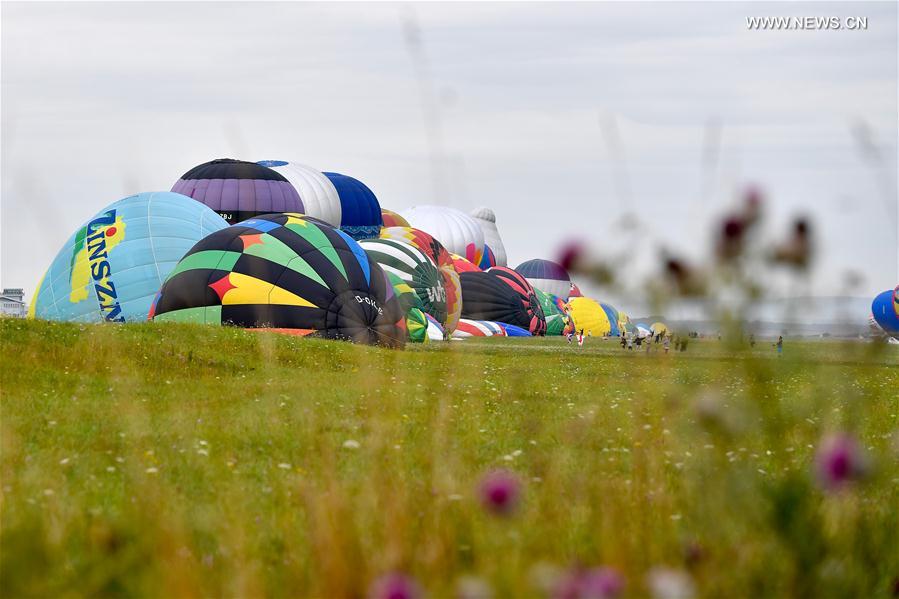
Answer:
[1,288,27,318]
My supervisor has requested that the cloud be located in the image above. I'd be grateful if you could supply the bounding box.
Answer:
[1,1,896,305]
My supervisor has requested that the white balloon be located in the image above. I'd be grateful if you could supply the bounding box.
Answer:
[470,206,507,267]
[400,205,486,264]
[256,160,341,227]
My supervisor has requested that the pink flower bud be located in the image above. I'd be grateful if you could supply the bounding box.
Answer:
[478,469,521,516]
[814,432,869,490]
[369,573,422,599]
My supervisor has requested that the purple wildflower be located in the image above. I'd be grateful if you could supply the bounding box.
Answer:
[369,573,422,599]
[478,469,521,516]
[814,432,869,490]
[553,567,625,599]
[581,567,625,599]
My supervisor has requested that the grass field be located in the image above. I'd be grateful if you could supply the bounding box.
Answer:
[2,319,898,598]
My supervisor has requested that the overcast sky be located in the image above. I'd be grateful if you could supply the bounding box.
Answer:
[2,1,897,307]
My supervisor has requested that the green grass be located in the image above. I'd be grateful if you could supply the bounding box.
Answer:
[2,319,898,598]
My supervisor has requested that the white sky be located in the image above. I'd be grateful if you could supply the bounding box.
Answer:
[2,1,897,305]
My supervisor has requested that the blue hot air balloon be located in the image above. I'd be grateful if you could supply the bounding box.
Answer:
[29,192,228,323]
[500,322,532,337]
[323,172,383,240]
[600,303,621,337]
[871,286,899,338]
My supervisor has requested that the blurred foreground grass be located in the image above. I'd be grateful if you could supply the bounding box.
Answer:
[1,319,898,597]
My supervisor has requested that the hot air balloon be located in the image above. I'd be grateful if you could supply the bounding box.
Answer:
[636,323,653,339]
[381,209,410,229]
[172,158,302,225]
[651,321,669,336]
[460,267,546,336]
[451,253,481,274]
[424,312,446,341]
[405,307,429,343]
[545,314,567,336]
[600,303,621,337]
[535,288,560,316]
[382,271,430,344]
[29,192,229,323]
[400,205,486,266]
[322,172,382,240]
[568,297,612,337]
[256,160,342,226]
[500,322,533,337]
[479,245,497,270]
[534,288,566,336]
[553,295,569,314]
[515,259,571,300]
[470,207,507,267]
[150,213,404,347]
[569,283,583,298]
[359,238,448,329]
[871,286,899,339]
[380,226,461,333]
[452,319,507,338]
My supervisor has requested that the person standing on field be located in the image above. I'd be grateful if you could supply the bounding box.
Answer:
[775,335,783,356]
[663,335,671,353]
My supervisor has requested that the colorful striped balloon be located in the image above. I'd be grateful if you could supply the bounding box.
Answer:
[380,226,461,334]
[460,267,546,336]
[360,238,448,330]
[451,319,507,339]
[151,213,404,347]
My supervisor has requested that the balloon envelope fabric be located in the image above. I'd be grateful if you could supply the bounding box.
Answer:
[452,319,507,338]
[358,238,448,330]
[451,253,481,274]
[322,172,382,240]
[515,259,571,300]
[380,226,461,333]
[568,297,612,337]
[500,322,532,337]
[256,160,342,227]
[424,312,445,341]
[545,313,566,336]
[600,303,621,337]
[381,209,410,228]
[871,286,899,338]
[405,307,429,343]
[400,205,486,266]
[29,192,228,323]
[479,245,497,270]
[470,206,507,267]
[460,267,546,336]
[172,158,303,225]
[150,213,404,347]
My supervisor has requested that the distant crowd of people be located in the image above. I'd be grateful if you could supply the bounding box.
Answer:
[565,328,786,356]
[616,331,688,354]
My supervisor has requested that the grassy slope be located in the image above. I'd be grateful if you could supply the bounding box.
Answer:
[1,320,898,597]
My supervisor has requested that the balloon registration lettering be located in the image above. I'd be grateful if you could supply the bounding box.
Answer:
[355,295,383,315]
